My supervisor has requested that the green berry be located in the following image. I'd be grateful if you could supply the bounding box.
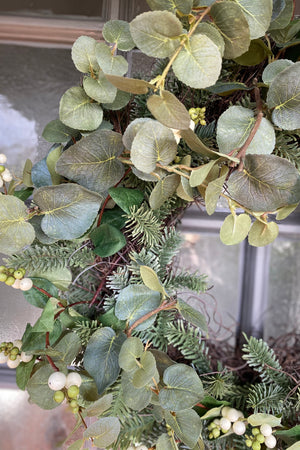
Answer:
[14,270,24,280]
[208,433,213,440]
[252,428,260,436]
[67,385,79,399]
[0,265,6,272]
[19,268,26,275]
[0,165,5,174]
[53,390,65,403]
[8,268,15,274]
[5,276,16,286]
[70,399,78,408]
[9,354,17,361]
[212,428,220,439]
[0,273,8,282]
[256,434,265,444]
[245,440,252,448]
[7,342,13,349]
[10,347,19,355]
[252,442,261,450]
[72,406,79,414]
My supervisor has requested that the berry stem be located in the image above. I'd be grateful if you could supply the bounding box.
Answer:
[32,285,53,298]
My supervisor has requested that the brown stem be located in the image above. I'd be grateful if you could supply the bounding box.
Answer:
[127,299,177,337]
[89,255,123,308]
[78,410,88,429]
[32,285,53,298]
[46,355,60,371]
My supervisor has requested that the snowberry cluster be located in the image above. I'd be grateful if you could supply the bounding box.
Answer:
[245,424,277,450]
[48,371,82,414]
[189,106,207,126]
[0,153,12,185]
[0,339,33,368]
[208,407,245,439]
[0,265,33,291]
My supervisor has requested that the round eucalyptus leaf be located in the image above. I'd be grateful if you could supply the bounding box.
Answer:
[165,409,202,449]
[220,213,252,245]
[0,195,35,255]
[266,62,300,130]
[234,39,271,66]
[95,42,128,76]
[194,22,225,57]
[56,130,125,194]
[147,0,193,14]
[71,35,99,73]
[121,372,152,411]
[147,90,191,130]
[190,160,218,188]
[30,215,58,245]
[217,106,275,155]
[172,34,222,89]
[205,167,229,216]
[42,119,79,143]
[105,74,153,94]
[27,364,64,410]
[119,337,144,371]
[83,417,120,448]
[232,0,273,39]
[83,73,117,104]
[34,184,103,240]
[102,20,135,51]
[102,89,131,110]
[211,1,250,58]
[132,351,157,388]
[269,0,293,30]
[262,59,294,85]
[176,176,194,201]
[85,393,113,417]
[132,167,165,182]
[130,11,182,58]
[248,220,279,247]
[149,174,180,209]
[271,0,286,21]
[123,118,154,150]
[156,433,179,450]
[59,86,103,131]
[270,20,300,44]
[131,120,178,173]
[176,299,208,333]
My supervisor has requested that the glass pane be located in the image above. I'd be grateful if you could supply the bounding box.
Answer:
[0,0,103,19]
[264,237,300,339]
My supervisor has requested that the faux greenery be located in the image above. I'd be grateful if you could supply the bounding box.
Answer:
[0,0,300,449]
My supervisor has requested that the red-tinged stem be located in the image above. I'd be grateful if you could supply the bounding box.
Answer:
[89,255,123,308]
[46,355,60,371]
[32,285,52,298]
[46,332,50,347]
[54,300,91,320]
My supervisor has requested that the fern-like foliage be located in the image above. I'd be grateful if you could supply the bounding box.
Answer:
[247,382,288,414]
[133,310,177,352]
[125,204,163,248]
[73,319,99,345]
[203,369,237,400]
[273,130,300,170]
[106,266,131,292]
[242,335,290,386]
[5,242,94,272]
[154,227,183,277]
[165,271,208,294]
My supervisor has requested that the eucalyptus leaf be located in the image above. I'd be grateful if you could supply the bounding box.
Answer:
[130,11,182,58]
[66,440,84,450]
[121,372,152,410]
[226,154,300,212]
[205,168,229,215]
[176,299,208,333]
[42,119,80,143]
[16,358,36,390]
[232,0,272,39]
[220,213,252,245]
[211,1,250,58]
[234,39,271,66]
[0,195,35,255]
[247,413,281,427]
[56,129,124,194]
[119,337,144,371]
[271,0,286,21]
[108,187,144,214]
[262,59,294,85]
[206,82,251,95]
[104,74,153,94]
[165,409,202,449]
[27,364,66,410]
[190,160,218,188]
[79,372,99,402]
[217,106,275,155]
[147,0,193,14]
[83,73,117,104]
[270,19,300,44]
[102,89,131,110]
[84,327,126,394]
[46,145,62,186]
[13,187,33,201]
[123,118,153,150]
[86,393,113,417]
[34,184,103,240]
[194,22,225,57]
[59,86,103,131]
[22,159,33,187]
[147,90,191,130]
[102,20,135,51]
[30,215,58,245]
[115,285,161,331]
[156,433,179,450]
[177,176,194,201]
[149,174,180,209]
[248,220,279,247]
[95,42,128,76]
[269,0,293,30]
[83,417,120,448]
[172,34,222,89]
[276,203,298,220]
[266,62,300,130]
[29,266,72,291]
[71,35,99,73]
[31,152,53,188]
[100,206,126,229]
[140,265,166,296]
[131,120,177,173]
[90,224,126,258]
[132,351,158,388]
[52,332,82,365]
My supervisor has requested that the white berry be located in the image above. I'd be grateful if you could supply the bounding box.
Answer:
[21,351,33,362]
[65,372,82,388]
[260,424,272,437]
[221,406,231,418]
[264,435,276,448]
[7,355,21,368]
[0,352,8,363]
[232,420,246,435]
[19,278,33,291]
[2,170,12,182]
[12,279,21,289]
[219,417,231,432]
[226,408,240,422]
[48,372,67,391]
[13,339,23,350]
[0,154,7,164]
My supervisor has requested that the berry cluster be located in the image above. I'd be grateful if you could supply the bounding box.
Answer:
[0,153,12,185]
[245,424,277,449]
[189,107,207,126]
[0,339,33,368]
[0,265,33,291]
[208,407,245,439]
[48,371,82,414]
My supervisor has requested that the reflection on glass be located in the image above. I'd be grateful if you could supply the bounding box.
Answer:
[0,0,103,18]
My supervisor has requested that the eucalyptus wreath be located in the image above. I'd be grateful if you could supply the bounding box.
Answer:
[0,1,300,449]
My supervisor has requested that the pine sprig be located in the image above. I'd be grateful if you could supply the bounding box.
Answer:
[273,130,300,170]
[203,369,236,400]
[73,319,99,345]
[125,204,163,248]
[133,310,177,351]
[246,383,288,414]
[165,271,208,294]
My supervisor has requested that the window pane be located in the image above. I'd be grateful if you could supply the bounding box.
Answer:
[0,0,103,18]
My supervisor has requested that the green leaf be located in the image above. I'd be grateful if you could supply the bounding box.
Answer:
[34,184,103,240]
[108,187,144,214]
[199,406,223,420]
[22,159,33,187]
[30,215,58,245]
[121,372,152,410]
[262,59,294,85]
[150,349,176,378]
[271,0,286,21]
[131,120,177,173]
[195,22,225,57]
[130,11,182,58]
[83,417,120,448]
[90,224,126,258]
[79,372,99,402]
[147,90,191,130]
[83,73,117,104]
[156,433,179,450]
[234,39,271,66]
[16,358,36,390]
[71,35,99,73]
[270,19,300,43]
[211,1,250,58]
[31,299,55,333]
[190,160,218,188]
[217,106,275,155]
[247,413,281,427]
[59,86,103,131]
[99,309,126,332]
[53,332,82,365]
[104,74,153,94]
[220,213,252,245]
[29,266,72,291]
[266,62,300,130]
[0,195,35,255]
[23,277,59,308]
[226,154,300,212]
[149,174,180,209]
[56,130,124,194]
[86,393,113,417]
[102,20,135,51]
[172,34,222,89]
[159,364,204,411]
[119,337,144,371]
[147,0,193,14]
[165,409,202,449]
[27,364,66,410]
[248,220,279,246]
[95,42,128,76]
[205,168,229,215]
[140,265,167,296]
[46,144,62,186]
[115,285,161,331]
[269,0,293,30]
[276,203,298,220]
[275,425,300,445]
[232,0,272,39]
[13,188,33,201]
[123,118,153,150]
[21,321,62,352]
[66,440,85,450]
[206,81,252,96]
[132,351,158,388]
[286,443,300,450]
[42,119,80,143]
[176,299,208,333]
[100,206,126,229]
[102,89,131,110]
[84,327,126,394]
